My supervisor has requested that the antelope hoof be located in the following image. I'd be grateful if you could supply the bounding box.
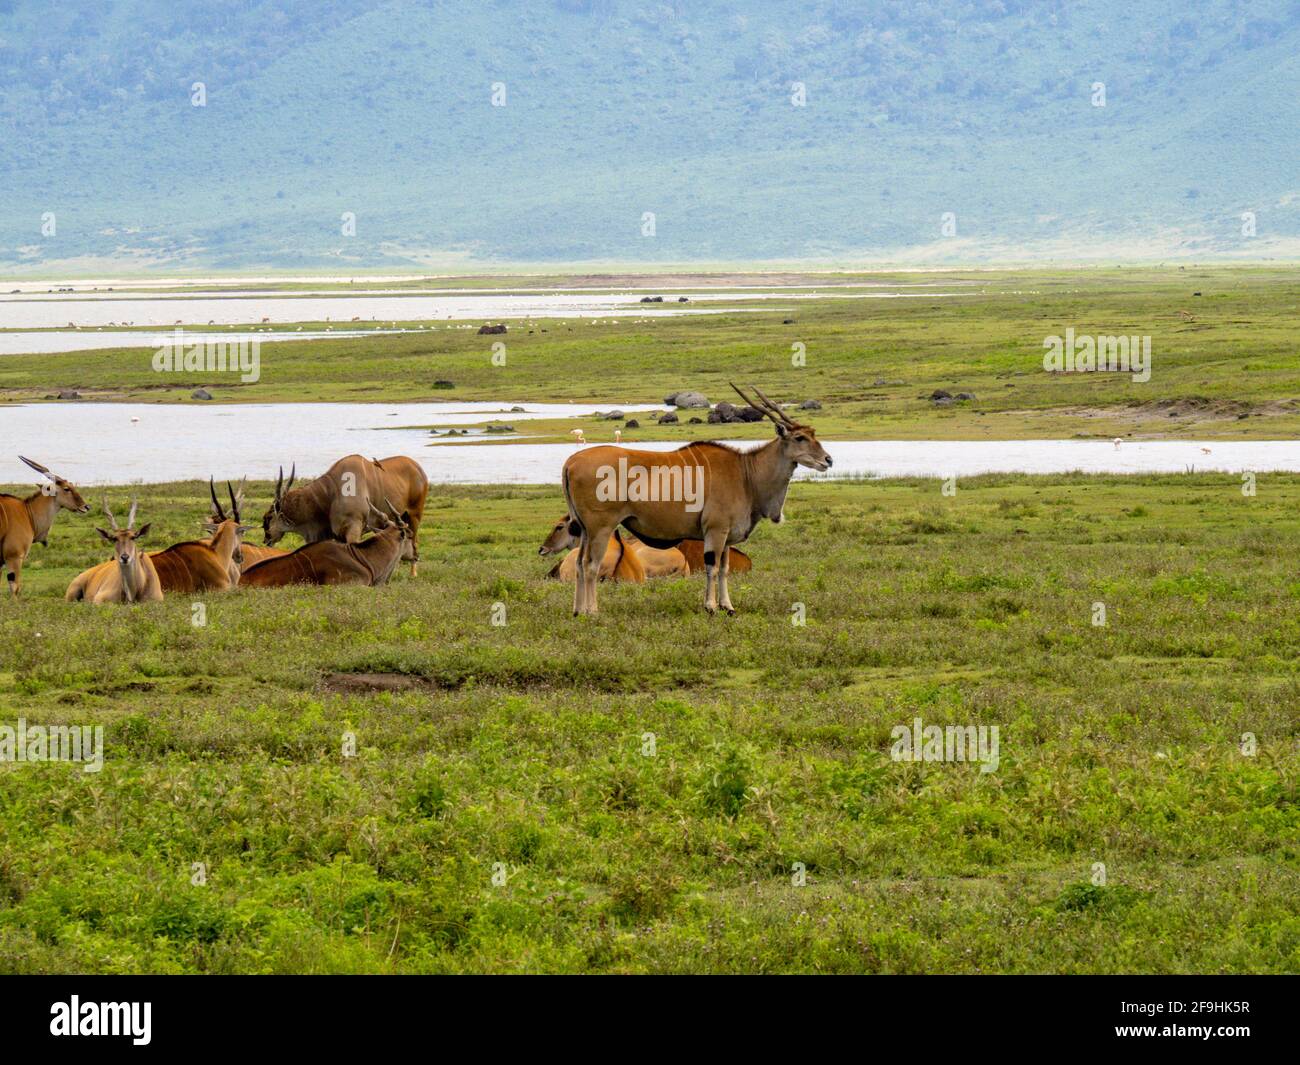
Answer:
[724,607,736,616]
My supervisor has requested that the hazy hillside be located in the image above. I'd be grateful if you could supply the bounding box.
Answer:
[1,0,1298,270]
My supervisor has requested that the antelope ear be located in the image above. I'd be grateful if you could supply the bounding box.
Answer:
[775,422,788,437]
[134,523,152,540]
[96,527,114,542]
[202,523,219,534]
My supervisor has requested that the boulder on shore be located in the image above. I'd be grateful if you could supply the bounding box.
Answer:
[664,390,709,408]
[709,402,767,424]
[191,388,213,401]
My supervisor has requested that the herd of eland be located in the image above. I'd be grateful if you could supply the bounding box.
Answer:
[2,385,828,615]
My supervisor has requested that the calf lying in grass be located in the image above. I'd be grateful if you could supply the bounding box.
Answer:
[240,508,411,588]
[66,498,162,605]
[538,515,750,581]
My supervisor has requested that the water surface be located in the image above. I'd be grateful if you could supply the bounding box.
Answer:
[1,402,1294,486]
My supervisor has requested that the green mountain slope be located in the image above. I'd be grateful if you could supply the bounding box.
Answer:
[1,0,1298,269]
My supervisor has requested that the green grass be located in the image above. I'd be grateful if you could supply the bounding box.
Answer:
[0,474,1296,973]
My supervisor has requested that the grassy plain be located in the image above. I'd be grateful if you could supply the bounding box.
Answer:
[0,474,1296,973]
[3,268,1299,441]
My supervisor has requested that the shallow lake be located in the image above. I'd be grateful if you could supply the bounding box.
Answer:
[1,402,1295,487]
[0,328,409,356]
[0,288,964,334]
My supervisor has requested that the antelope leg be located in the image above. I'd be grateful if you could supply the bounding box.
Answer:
[581,527,613,616]
[702,529,729,615]
[573,534,589,615]
[702,527,733,611]
[717,542,735,615]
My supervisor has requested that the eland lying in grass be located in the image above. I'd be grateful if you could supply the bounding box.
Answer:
[539,518,646,583]
[243,505,412,588]
[66,498,163,605]
[150,479,250,593]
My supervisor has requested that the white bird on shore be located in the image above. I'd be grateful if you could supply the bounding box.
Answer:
[614,429,622,444]
[570,429,586,446]
[1113,438,1123,450]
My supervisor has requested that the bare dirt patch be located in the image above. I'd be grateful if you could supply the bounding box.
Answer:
[320,671,430,694]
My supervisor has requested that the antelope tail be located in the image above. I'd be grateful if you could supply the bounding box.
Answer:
[560,463,583,540]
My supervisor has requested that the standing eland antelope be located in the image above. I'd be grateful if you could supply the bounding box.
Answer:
[65,498,163,604]
[243,504,412,588]
[0,456,90,598]
[561,384,830,616]
[262,454,428,576]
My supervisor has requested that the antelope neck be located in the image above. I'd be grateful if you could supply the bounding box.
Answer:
[23,492,60,542]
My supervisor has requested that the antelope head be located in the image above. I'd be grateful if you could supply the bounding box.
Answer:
[96,496,150,601]
[539,515,581,556]
[19,455,90,514]
[204,477,251,566]
[261,464,296,545]
[730,384,832,473]
[367,500,412,545]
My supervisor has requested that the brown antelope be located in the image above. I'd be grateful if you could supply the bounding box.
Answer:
[242,505,411,588]
[1,456,91,597]
[561,384,830,616]
[675,539,752,576]
[262,455,428,576]
[65,498,163,604]
[621,535,687,578]
[71,480,252,594]
[539,519,646,583]
[239,543,290,572]
[151,479,250,593]
[539,517,747,580]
